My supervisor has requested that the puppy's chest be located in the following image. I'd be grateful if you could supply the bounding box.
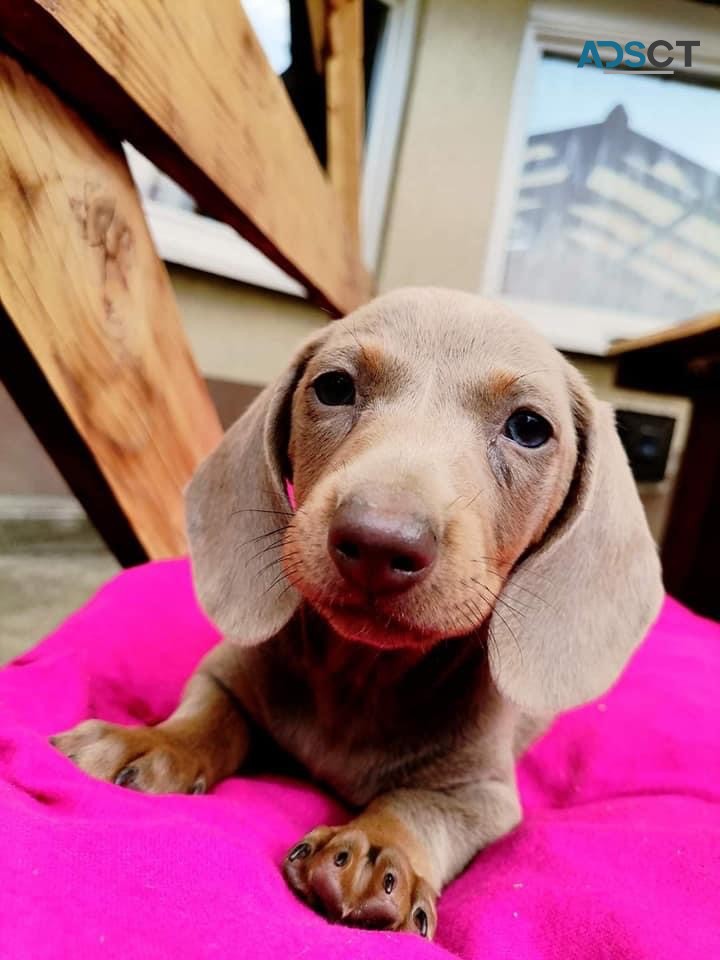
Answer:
[248,630,489,805]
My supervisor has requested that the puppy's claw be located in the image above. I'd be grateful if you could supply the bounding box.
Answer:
[189,777,207,796]
[288,841,312,862]
[413,907,428,937]
[49,719,211,795]
[114,765,138,788]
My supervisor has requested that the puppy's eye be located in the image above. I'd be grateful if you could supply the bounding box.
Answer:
[504,410,552,448]
[313,371,356,406]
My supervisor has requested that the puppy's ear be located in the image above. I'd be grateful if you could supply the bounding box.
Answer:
[488,366,664,714]
[186,327,330,643]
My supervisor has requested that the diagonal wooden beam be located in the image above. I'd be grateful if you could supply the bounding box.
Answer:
[326,0,364,245]
[0,52,223,563]
[0,0,371,316]
[305,0,328,75]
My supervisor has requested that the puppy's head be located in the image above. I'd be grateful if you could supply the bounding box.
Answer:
[187,288,663,713]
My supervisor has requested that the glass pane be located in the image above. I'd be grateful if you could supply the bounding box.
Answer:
[503,55,720,322]
[243,0,292,74]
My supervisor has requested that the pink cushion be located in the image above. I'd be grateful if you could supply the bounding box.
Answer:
[1,558,718,959]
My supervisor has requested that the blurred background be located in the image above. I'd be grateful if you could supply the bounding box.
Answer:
[2,0,719,662]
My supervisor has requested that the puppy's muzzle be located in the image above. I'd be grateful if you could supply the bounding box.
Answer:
[327,494,437,595]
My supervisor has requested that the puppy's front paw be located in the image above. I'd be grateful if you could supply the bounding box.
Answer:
[283,824,437,938]
[50,719,208,795]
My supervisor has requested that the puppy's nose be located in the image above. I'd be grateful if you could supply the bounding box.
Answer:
[328,498,437,594]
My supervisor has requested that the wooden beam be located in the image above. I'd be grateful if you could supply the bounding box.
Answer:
[0,317,146,566]
[326,0,364,244]
[615,321,720,397]
[610,312,720,356]
[659,394,720,619]
[0,53,223,563]
[0,0,371,316]
[305,0,328,75]
[613,311,720,619]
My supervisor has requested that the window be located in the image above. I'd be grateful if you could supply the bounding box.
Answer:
[125,0,420,294]
[484,0,720,354]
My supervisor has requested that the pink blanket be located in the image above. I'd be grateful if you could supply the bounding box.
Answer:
[1,559,718,959]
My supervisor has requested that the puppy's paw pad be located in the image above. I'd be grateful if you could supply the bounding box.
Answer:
[283,825,437,938]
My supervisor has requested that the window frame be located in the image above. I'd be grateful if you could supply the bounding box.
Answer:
[138,0,420,297]
[481,0,720,355]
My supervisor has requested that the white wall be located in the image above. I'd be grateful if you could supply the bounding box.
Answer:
[380,0,531,291]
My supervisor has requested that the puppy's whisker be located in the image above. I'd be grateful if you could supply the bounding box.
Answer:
[471,578,528,619]
[339,317,370,368]
[481,570,546,603]
[473,585,524,666]
[277,559,304,582]
[495,596,528,621]
[492,577,557,614]
[230,508,294,518]
[497,368,551,394]
[461,596,487,633]
[262,561,304,597]
[246,537,291,565]
[235,524,291,552]
[255,550,300,579]
[466,574,512,621]
[276,574,303,602]
[473,557,558,588]
[255,558,286,579]
[487,623,502,667]
[462,487,485,510]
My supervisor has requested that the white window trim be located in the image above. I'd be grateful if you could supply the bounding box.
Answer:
[481,0,720,355]
[361,0,421,269]
[140,0,420,298]
[142,200,307,297]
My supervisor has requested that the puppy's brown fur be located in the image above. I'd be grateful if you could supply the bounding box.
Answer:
[52,289,663,939]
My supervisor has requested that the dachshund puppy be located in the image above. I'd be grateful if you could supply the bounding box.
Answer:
[52,288,663,938]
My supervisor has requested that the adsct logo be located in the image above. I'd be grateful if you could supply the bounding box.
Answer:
[577,40,700,74]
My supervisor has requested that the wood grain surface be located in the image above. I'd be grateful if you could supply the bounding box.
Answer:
[0,53,223,561]
[326,0,364,245]
[0,0,371,314]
